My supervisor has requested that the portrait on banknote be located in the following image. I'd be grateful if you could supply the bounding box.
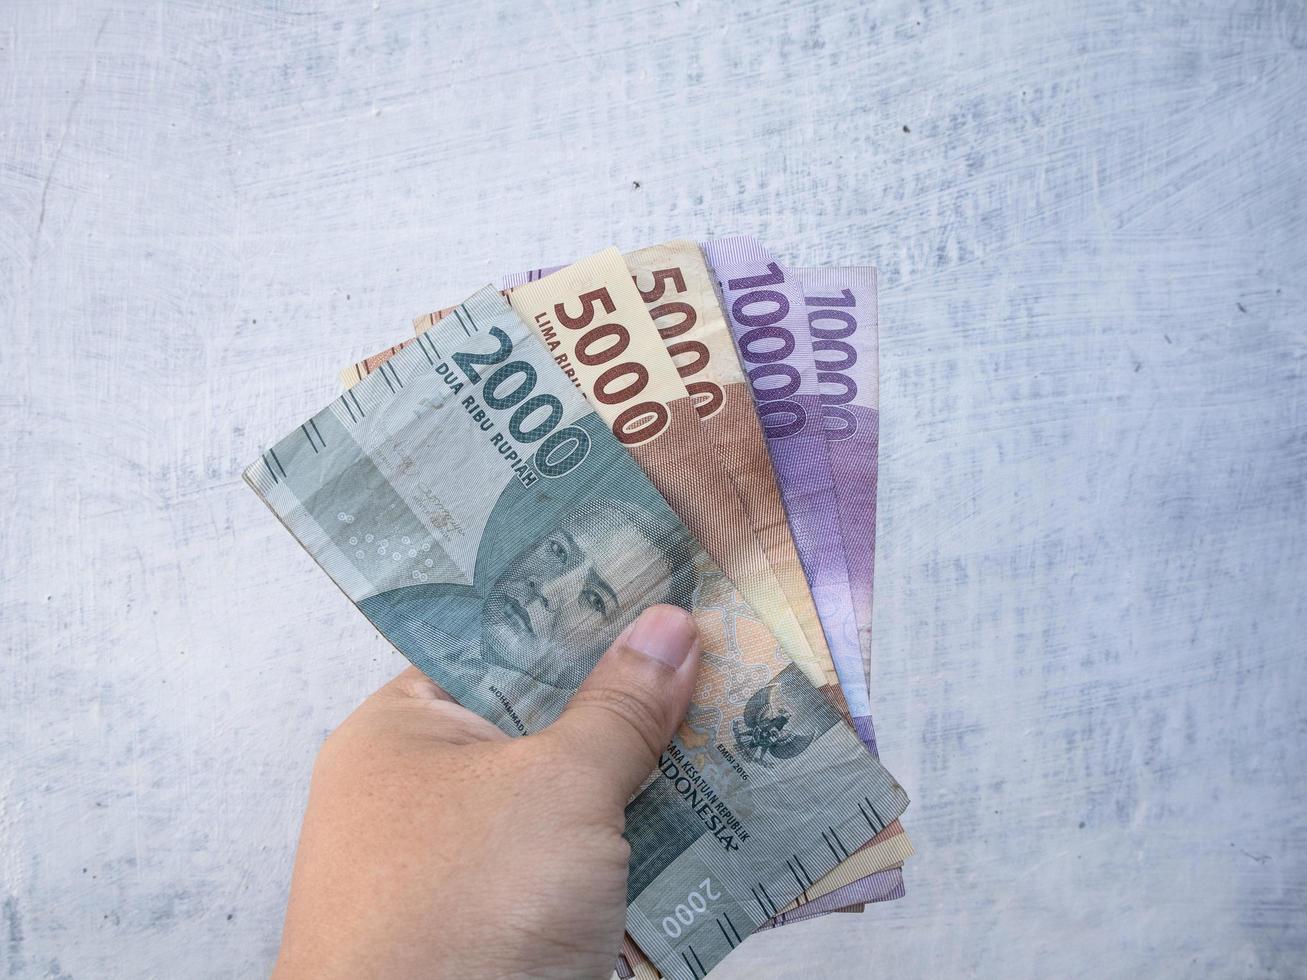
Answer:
[345,454,705,736]
[361,495,698,695]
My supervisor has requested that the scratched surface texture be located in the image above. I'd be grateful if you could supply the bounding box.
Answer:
[2,0,1305,977]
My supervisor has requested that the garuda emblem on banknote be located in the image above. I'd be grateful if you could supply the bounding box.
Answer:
[732,683,814,765]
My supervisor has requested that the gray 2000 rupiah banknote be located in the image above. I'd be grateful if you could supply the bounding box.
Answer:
[246,286,909,980]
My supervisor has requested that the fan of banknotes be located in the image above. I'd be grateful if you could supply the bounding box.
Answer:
[247,236,911,980]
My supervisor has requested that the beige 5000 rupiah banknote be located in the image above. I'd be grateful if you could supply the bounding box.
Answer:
[247,285,909,980]
[502,248,824,687]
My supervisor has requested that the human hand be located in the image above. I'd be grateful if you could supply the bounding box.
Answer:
[273,604,700,980]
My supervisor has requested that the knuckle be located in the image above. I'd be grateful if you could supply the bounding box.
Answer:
[386,668,447,704]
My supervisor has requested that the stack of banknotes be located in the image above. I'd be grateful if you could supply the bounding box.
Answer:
[246,236,912,980]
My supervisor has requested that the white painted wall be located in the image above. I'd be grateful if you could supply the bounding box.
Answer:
[2,1,1304,976]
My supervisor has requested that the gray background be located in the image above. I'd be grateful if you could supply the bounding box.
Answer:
[3,0,1304,977]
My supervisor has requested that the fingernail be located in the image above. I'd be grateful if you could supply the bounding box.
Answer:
[625,605,697,669]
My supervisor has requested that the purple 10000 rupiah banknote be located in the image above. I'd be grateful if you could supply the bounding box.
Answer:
[702,237,875,752]
[795,267,881,705]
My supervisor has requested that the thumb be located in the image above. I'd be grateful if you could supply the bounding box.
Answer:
[544,604,700,805]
